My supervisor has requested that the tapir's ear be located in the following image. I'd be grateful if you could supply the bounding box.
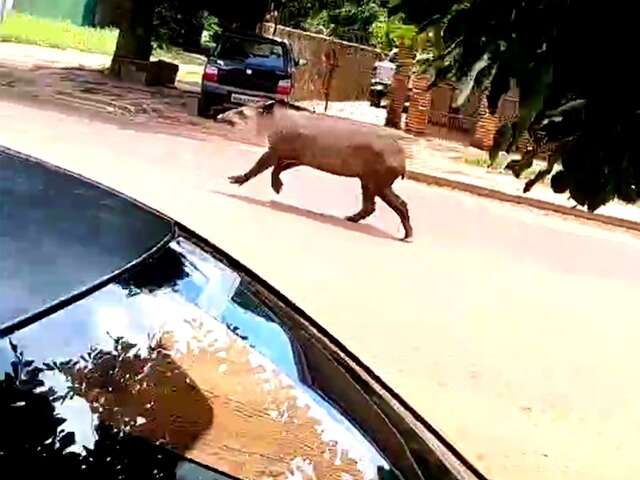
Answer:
[260,101,276,115]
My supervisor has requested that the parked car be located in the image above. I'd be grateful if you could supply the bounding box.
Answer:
[199,31,304,116]
[0,146,485,480]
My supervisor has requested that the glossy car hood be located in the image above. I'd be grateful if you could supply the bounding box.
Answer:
[0,147,173,326]
[0,235,483,480]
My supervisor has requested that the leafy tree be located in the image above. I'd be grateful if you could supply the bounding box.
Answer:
[276,0,389,46]
[51,333,213,452]
[0,340,84,474]
[153,0,209,50]
[276,0,344,30]
[0,340,183,477]
[391,0,640,211]
[305,1,386,44]
[209,0,270,31]
[380,19,435,128]
[111,0,270,66]
[110,0,157,69]
[370,13,412,52]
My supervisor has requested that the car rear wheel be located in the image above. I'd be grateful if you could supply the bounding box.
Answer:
[198,93,224,118]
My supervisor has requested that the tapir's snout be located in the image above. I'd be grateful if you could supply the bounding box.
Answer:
[214,111,240,126]
[214,105,259,127]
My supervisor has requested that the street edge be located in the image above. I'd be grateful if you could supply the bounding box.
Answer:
[406,170,640,235]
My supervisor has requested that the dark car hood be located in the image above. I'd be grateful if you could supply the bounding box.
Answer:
[0,147,173,328]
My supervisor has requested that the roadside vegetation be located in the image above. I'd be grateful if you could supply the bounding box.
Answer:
[0,12,117,55]
[0,12,205,68]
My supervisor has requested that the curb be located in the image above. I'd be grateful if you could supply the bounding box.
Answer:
[406,170,640,236]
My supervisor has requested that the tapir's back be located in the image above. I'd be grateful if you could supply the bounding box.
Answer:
[267,110,406,178]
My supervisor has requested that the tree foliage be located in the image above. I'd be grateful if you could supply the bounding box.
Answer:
[112,0,270,62]
[305,1,386,44]
[153,0,210,49]
[0,339,189,478]
[209,0,270,31]
[391,0,640,211]
[275,0,342,30]
[276,0,391,47]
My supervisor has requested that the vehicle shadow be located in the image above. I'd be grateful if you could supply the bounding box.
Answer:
[213,190,397,240]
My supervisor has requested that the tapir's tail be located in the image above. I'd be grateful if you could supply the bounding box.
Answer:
[395,140,408,180]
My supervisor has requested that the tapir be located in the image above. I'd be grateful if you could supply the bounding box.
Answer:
[216,101,413,241]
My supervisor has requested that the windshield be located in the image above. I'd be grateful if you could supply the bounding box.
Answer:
[0,236,398,480]
[214,36,285,69]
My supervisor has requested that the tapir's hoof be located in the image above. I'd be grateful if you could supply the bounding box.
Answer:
[345,214,361,223]
[401,230,414,243]
[229,175,247,185]
[271,179,283,194]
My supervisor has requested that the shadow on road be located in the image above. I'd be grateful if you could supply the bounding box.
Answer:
[213,190,397,240]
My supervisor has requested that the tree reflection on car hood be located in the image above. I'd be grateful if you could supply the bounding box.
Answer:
[0,237,399,480]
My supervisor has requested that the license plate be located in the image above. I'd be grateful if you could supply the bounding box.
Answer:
[231,93,264,106]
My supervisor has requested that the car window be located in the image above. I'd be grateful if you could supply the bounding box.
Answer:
[215,37,285,69]
[0,236,399,480]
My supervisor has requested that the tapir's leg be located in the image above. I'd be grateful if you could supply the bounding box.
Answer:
[346,181,376,223]
[379,185,413,241]
[229,150,277,186]
[271,160,300,194]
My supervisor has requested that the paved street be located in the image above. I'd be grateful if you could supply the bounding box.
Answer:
[3,98,640,480]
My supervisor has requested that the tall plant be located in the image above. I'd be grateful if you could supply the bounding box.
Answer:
[390,0,640,210]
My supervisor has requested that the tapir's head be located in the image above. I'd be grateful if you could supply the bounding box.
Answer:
[214,101,277,132]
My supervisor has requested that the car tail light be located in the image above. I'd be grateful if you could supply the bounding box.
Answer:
[203,65,218,83]
[276,79,292,96]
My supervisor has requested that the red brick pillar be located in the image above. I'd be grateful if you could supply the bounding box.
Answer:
[405,74,431,135]
[471,96,499,151]
[385,41,413,129]
[385,74,409,129]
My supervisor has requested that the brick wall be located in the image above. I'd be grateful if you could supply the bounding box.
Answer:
[471,96,499,151]
[263,23,382,102]
[405,75,431,135]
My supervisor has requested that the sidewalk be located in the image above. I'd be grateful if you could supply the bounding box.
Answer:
[2,41,640,231]
[403,136,640,226]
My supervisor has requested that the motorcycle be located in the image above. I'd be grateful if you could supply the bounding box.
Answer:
[368,50,397,108]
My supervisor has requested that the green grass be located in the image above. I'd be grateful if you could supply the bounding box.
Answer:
[464,156,491,168]
[0,12,117,55]
[153,46,206,67]
[463,154,552,185]
[0,13,206,67]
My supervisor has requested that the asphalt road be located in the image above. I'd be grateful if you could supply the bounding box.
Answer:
[2,99,640,480]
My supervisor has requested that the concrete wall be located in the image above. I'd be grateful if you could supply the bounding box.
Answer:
[263,23,382,102]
